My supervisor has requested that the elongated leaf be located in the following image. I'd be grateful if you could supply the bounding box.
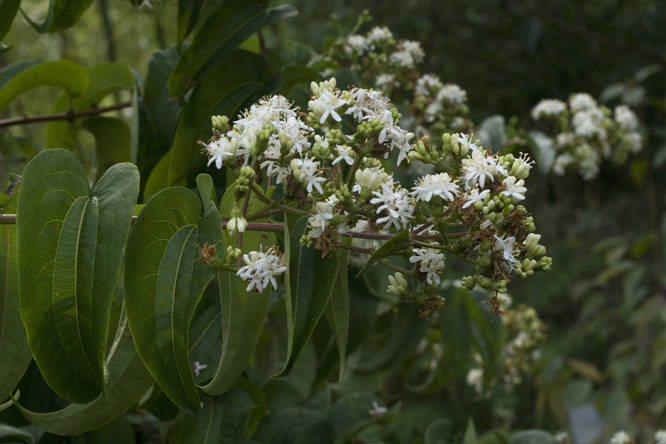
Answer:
[169,396,224,444]
[0,424,36,443]
[138,45,183,196]
[125,189,222,412]
[0,185,31,403]
[196,173,216,205]
[355,229,411,277]
[17,149,139,403]
[82,117,132,182]
[323,249,349,380]
[356,304,429,374]
[168,0,270,97]
[0,0,21,42]
[45,63,135,152]
[199,184,274,396]
[12,311,155,435]
[176,0,205,48]
[145,49,278,199]
[0,61,41,91]
[0,61,89,111]
[277,217,339,376]
[20,0,95,33]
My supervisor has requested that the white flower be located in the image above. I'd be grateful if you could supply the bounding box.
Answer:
[355,168,384,192]
[192,361,207,376]
[493,234,517,271]
[368,401,387,416]
[411,173,460,202]
[204,137,239,169]
[370,181,414,230]
[609,431,631,444]
[332,145,355,165]
[614,105,638,131]
[409,247,445,284]
[654,430,666,444]
[461,150,507,189]
[462,189,489,208]
[572,108,605,139]
[375,73,397,92]
[309,90,348,124]
[553,154,574,175]
[437,84,467,105]
[293,157,326,194]
[457,133,480,154]
[531,99,566,120]
[389,50,414,68]
[466,368,483,394]
[501,176,527,200]
[415,74,442,96]
[366,26,393,45]
[554,432,569,443]
[569,93,597,112]
[346,87,390,122]
[401,40,425,64]
[556,132,575,148]
[622,132,642,153]
[308,201,335,239]
[344,35,368,56]
[237,248,286,293]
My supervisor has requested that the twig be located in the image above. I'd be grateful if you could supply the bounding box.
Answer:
[0,102,132,129]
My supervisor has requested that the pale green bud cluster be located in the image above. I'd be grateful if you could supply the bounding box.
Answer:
[387,272,409,299]
[310,78,337,96]
[211,115,229,132]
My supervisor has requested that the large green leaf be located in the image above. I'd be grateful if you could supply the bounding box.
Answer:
[82,117,132,182]
[176,0,205,48]
[124,189,222,412]
[277,217,339,376]
[0,184,31,403]
[199,184,274,396]
[17,149,139,403]
[12,311,155,435]
[0,61,41,91]
[168,0,294,97]
[137,46,183,201]
[45,63,135,152]
[20,0,95,33]
[0,60,89,112]
[0,0,21,42]
[144,49,278,200]
[323,249,349,380]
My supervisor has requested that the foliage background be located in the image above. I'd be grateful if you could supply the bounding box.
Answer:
[1,0,666,442]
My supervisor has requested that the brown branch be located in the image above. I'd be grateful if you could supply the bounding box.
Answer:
[0,102,132,129]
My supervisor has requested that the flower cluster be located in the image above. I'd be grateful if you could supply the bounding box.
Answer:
[236,247,286,293]
[532,93,642,179]
[201,78,550,309]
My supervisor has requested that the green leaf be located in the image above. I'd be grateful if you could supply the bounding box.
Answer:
[0,0,21,42]
[12,311,155,435]
[45,62,135,152]
[355,229,411,278]
[125,189,222,412]
[0,424,38,443]
[356,304,429,374]
[20,0,95,33]
[234,378,267,437]
[176,0,205,48]
[424,419,453,444]
[199,184,273,396]
[17,149,139,403]
[0,185,31,404]
[0,61,41,91]
[508,430,559,444]
[196,173,216,205]
[168,0,271,97]
[277,217,339,377]
[323,249,349,380]
[528,130,555,175]
[477,115,505,153]
[461,418,477,444]
[0,60,89,112]
[279,65,322,97]
[82,117,132,182]
[145,49,278,199]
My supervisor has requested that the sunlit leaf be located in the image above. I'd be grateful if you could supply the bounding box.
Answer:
[20,0,95,33]
[0,60,89,112]
[0,0,20,42]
